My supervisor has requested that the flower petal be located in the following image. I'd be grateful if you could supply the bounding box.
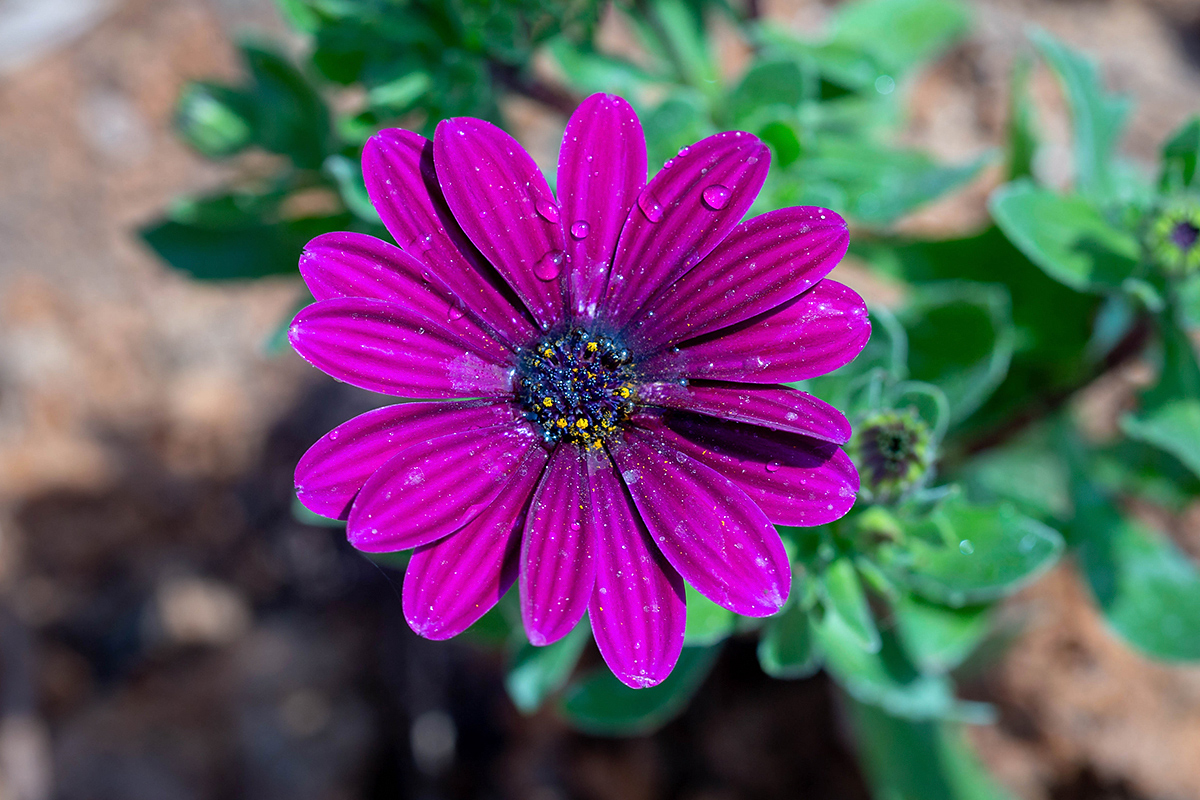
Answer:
[299,232,511,360]
[520,445,596,645]
[636,381,851,444]
[402,457,544,640]
[600,131,770,327]
[434,117,566,331]
[347,420,546,552]
[363,129,536,347]
[635,412,859,526]
[289,297,513,399]
[623,207,848,352]
[588,455,685,688]
[295,400,514,520]
[557,93,647,320]
[611,428,790,617]
[642,279,869,384]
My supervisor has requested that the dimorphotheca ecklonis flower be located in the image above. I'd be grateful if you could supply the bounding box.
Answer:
[289,94,869,688]
[1146,198,1200,277]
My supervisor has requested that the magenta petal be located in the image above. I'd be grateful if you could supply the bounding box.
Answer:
[624,207,848,351]
[434,118,566,331]
[299,232,511,360]
[588,457,685,688]
[362,129,536,347]
[347,421,546,552]
[402,458,544,640]
[637,381,851,444]
[600,131,770,327]
[635,412,859,526]
[612,428,790,617]
[295,400,514,520]
[289,297,513,399]
[643,279,870,384]
[520,445,597,645]
[557,94,647,320]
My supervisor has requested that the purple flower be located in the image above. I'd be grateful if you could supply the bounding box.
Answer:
[289,94,869,688]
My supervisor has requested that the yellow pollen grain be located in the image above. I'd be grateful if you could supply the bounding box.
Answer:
[542,397,553,407]
[576,418,589,428]
[586,341,598,352]
[556,418,568,428]
[617,386,631,398]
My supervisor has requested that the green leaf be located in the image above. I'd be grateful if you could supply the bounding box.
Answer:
[1031,29,1131,203]
[642,93,713,172]
[140,192,354,281]
[1073,480,1200,661]
[884,494,1064,606]
[1175,273,1200,330]
[559,645,720,735]
[506,622,591,713]
[241,43,333,169]
[893,594,991,674]
[366,71,432,111]
[547,38,662,101]
[898,282,1014,423]
[758,602,822,679]
[989,179,1140,292]
[794,140,987,226]
[1160,116,1200,193]
[1006,55,1037,181]
[829,0,971,78]
[728,59,806,125]
[646,0,717,98]
[1120,320,1200,480]
[817,611,986,721]
[848,698,1015,800]
[960,429,1072,521]
[684,583,735,645]
[325,154,382,225]
[274,0,320,32]
[174,82,255,158]
[821,557,881,652]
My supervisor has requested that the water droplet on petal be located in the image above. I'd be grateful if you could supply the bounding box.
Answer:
[570,220,591,239]
[701,184,731,210]
[447,304,465,321]
[765,460,781,472]
[534,250,564,280]
[535,198,560,223]
[959,540,975,555]
[637,193,664,222]
[663,158,675,170]
[677,145,690,157]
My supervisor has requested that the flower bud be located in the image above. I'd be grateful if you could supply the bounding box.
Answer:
[849,408,933,504]
[1146,199,1200,278]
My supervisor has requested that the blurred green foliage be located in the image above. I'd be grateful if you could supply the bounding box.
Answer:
[145,0,1200,797]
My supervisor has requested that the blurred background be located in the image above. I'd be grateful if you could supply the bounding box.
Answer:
[1,0,1200,798]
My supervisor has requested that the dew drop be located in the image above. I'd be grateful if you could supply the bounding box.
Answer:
[535,198,560,223]
[570,220,591,239]
[447,305,465,321]
[534,250,564,281]
[701,184,731,210]
[765,460,781,472]
[637,192,664,222]
[677,145,690,157]
[959,540,975,555]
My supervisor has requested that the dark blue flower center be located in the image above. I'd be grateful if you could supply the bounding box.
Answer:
[515,329,636,448]
[1171,220,1199,251]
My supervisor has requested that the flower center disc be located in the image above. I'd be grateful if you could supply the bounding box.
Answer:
[516,329,636,448]
[1172,220,1200,251]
